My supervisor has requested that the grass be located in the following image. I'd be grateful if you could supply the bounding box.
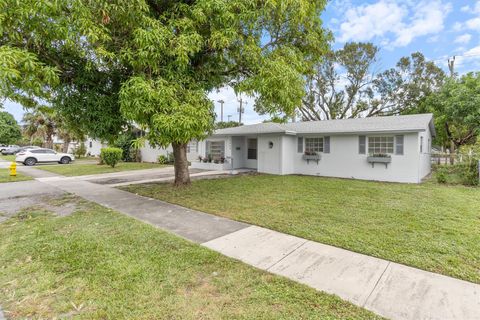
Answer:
[0,155,16,161]
[36,162,168,176]
[0,200,379,319]
[122,174,480,284]
[0,171,32,183]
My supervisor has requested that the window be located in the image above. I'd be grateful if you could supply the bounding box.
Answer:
[247,138,257,160]
[297,137,303,153]
[420,136,424,153]
[395,135,404,155]
[359,136,366,154]
[207,140,225,159]
[305,137,324,153]
[368,136,394,154]
[187,140,198,153]
[89,141,92,148]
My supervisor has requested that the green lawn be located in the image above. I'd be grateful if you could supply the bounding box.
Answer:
[0,155,16,161]
[122,174,480,284]
[36,162,168,176]
[0,171,32,183]
[0,200,379,319]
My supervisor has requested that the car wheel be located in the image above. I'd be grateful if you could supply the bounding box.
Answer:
[60,156,71,164]
[24,157,37,166]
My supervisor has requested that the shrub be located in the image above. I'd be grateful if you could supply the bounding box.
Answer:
[74,143,87,158]
[436,168,448,184]
[113,132,138,162]
[457,162,479,186]
[100,147,123,168]
[157,155,168,164]
[158,153,174,164]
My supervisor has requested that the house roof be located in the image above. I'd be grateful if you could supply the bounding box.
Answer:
[213,114,435,137]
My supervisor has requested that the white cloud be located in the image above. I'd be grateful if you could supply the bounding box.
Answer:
[456,46,480,67]
[337,0,451,47]
[339,1,406,43]
[453,2,480,33]
[454,34,472,44]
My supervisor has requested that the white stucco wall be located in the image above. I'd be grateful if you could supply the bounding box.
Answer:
[288,133,421,183]
[257,135,282,174]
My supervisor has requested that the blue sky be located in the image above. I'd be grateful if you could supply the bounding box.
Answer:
[4,0,480,124]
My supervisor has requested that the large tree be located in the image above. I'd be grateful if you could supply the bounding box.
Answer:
[0,0,331,185]
[424,72,480,150]
[298,44,445,120]
[0,111,21,144]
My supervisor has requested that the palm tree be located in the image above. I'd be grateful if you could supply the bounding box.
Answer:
[23,109,56,149]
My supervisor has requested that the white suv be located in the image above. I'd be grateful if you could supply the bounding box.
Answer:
[16,148,75,166]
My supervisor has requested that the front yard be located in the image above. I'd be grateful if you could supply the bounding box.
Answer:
[122,174,480,284]
[0,198,378,319]
[0,171,32,183]
[0,155,15,162]
[36,162,168,176]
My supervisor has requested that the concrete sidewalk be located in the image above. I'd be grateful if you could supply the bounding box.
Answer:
[35,176,480,320]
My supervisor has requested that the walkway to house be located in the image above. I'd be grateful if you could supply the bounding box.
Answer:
[2,161,479,320]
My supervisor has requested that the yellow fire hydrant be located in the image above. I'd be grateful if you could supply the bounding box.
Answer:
[9,162,17,177]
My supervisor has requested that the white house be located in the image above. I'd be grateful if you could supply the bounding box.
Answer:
[190,114,436,183]
[85,138,108,157]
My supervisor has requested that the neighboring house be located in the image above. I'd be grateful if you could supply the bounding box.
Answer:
[191,114,435,183]
[141,140,199,162]
[85,138,198,163]
[140,141,171,162]
[85,138,108,157]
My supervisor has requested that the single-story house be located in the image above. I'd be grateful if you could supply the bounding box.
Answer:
[190,113,435,183]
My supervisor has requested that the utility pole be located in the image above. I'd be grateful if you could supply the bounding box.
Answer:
[217,99,225,122]
[237,97,246,124]
[448,56,456,78]
[447,55,456,164]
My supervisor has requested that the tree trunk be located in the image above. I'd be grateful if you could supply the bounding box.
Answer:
[172,142,190,186]
[62,138,70,153]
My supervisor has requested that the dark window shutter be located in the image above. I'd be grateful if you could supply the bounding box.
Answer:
[359,136,366,154]
[297,137,303,153]
[324,136,330,153]
[395,135,404,155]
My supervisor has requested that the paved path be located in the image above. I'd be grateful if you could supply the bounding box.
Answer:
[2,163,479,320]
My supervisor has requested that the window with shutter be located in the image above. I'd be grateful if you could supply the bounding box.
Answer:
[305,137,324,153]
[368,136,394,154]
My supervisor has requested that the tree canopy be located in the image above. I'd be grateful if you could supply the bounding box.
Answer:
[0,111,21,144]
[425,72,480,149]
[0,0,331,185]
[297,43,445,120]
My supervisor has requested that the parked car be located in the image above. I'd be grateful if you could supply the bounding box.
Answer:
[16,148,75,166]
[18,145,40,152]
[1,145,21,155]
[0,144,6,152]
